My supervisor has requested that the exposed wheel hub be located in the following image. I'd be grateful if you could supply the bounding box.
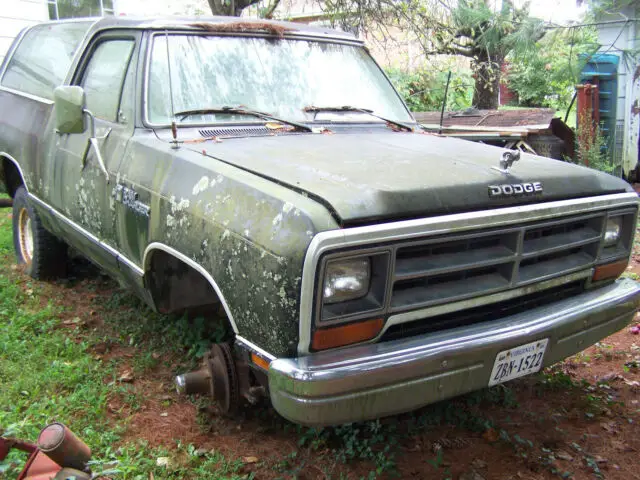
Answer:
[206,343,238,414]
[175,343,239,414]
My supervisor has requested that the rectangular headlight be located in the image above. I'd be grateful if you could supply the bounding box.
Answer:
[323,258,371,304]
[603,216,622,247]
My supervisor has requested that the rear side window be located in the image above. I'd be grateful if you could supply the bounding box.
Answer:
[1,22,90,100]
[80,39,135,122]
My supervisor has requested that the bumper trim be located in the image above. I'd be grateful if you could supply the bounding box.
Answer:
[271,278,640,425]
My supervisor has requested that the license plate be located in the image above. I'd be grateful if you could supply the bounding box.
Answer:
[488,339,549,386]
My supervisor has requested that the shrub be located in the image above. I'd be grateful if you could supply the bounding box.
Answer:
[385,67,473,111]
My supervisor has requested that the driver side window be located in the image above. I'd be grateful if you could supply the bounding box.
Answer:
[81,39,135,122]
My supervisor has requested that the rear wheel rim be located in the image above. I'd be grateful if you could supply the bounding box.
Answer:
[18,207,34,264]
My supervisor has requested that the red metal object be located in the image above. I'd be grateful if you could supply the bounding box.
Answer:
[1,423,91,480]
[576,83,601,166]
[499,63,518,106]
[0,437,36,460]
[577,83,600,128]
[17,451,62,480]
[37,423,91,472]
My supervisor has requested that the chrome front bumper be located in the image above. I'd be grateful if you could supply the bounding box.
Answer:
[269,279,640,426]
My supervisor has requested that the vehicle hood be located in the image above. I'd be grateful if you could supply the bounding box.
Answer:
[186,131,633,225]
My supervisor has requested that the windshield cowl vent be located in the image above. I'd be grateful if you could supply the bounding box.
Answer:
[198,126,304,138]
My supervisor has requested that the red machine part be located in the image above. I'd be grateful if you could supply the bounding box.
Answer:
[1,423,91,480]
[576,83,601,166]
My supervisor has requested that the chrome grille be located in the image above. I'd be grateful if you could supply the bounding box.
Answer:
[390,213,604,312]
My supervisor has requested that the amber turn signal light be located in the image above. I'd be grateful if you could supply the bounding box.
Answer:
[592,260,629,282]
[251,353,271,370]
[312,318,384,351]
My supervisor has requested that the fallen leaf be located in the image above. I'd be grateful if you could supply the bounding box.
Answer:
[555,451,573,461]
[160,412,168,417]
[597,373,622,383]
[482,428,498,443]
[593,455,608,464]
[119,369,134,383]
[242,456,259,464]
[194,448,208,457]
[471,459,488,469]
[600,422,616,433]
[156,457,170,467]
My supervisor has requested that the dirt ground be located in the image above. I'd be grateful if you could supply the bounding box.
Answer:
[4,213,640,480]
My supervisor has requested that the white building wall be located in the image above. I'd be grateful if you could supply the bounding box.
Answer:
[596,7,639,174]
[0,0,48,64]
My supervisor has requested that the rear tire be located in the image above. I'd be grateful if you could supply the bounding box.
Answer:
[12,186,67,279]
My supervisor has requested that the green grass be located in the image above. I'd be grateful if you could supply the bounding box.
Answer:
[0,208,244,479]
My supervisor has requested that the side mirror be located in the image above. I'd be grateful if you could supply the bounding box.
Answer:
[53,86,86,134]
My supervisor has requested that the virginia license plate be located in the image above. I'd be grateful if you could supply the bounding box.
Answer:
[488,339,549,386]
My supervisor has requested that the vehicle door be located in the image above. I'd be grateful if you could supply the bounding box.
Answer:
[50,31,140,274]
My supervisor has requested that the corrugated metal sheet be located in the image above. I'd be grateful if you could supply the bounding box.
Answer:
[413,109,557,128]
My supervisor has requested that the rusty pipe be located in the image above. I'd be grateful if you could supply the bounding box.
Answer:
[37,423,91,471]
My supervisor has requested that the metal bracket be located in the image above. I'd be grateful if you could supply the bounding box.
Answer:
[81,109,110,183]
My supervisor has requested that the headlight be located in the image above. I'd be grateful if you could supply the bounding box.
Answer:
[604,217,622,247]
[323,258,370,304]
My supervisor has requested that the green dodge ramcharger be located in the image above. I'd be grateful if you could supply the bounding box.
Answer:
[1,17,639,426]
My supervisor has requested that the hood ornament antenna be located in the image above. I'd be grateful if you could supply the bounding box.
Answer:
[492,150,521,174]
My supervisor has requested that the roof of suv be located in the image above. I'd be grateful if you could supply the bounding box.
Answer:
[49,16,361,44]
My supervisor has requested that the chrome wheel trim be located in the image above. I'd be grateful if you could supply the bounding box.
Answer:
[18,207,34,263]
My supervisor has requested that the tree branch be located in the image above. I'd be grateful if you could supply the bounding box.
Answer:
[262,0,282,19]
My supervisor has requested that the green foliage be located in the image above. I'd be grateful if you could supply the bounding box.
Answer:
[582,0,638,17]
[507,27,599,111]
[322,0,547,108]
[99,290,229,363]
[575,112,617,175]
[0,209,239,478]
[452,0,545,58]
[294,384,517,478]
[385,67,473,111]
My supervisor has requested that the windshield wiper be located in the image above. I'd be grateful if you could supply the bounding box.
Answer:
[303,106,415,132]
[174,106,312,133]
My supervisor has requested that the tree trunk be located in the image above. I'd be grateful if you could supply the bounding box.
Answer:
[0,198,12,208]
[207,0,234,16]
[472,52,502,110]
[207,0,263,16]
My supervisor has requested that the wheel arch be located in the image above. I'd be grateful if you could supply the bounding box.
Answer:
[0,152,27,197]
[142,242,239,334]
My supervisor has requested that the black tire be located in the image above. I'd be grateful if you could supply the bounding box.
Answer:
[12,186,67,279]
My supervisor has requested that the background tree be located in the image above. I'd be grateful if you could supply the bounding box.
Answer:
[506,26,599,111]
[206,0,281,17]
[323,0,546,109]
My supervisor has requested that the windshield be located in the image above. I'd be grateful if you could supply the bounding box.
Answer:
[147,34,413,125]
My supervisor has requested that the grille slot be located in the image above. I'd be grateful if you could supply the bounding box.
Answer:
[395,233,516,280]
[199,126,302,138]
[390,212,605,312]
